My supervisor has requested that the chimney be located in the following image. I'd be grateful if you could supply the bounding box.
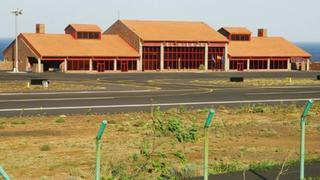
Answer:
[258,28,267,37]
[36,24,45,34]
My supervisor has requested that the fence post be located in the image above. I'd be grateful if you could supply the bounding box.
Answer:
[300,99,314,180]
[0,166,10,180]
[96,120,107,180]
[204,109,215,180]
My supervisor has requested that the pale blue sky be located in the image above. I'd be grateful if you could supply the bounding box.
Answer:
[1,0,319,42]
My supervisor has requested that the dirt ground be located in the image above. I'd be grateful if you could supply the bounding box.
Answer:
[0,103,320,179]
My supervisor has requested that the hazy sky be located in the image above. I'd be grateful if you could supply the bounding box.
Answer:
[1,0,319,42]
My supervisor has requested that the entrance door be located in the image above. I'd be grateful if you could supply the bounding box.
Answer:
[121,61,128,72]
[237,62,244,71]
[97,63,105,72]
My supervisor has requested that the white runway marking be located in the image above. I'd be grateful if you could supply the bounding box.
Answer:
[247,91,320,95]
[0,96,115,103]
[0,98,318,112]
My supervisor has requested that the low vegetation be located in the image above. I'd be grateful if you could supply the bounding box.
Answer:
[192,78,320,87]
[0,80,106,92]
[0,103,319,179]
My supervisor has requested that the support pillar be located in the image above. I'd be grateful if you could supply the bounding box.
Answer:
[113,59,117,71]
[247,59,250,70]
[267,58,270,70]
[224,43,229,71]
[139,41,143,72]
[37,58,41,73]
[306,59,310,71]
[287,58,291,71]
[64,58,67,72]
[136,59,139,71]
[160,43,164,71]
[204,43,208,71]
[89,59,93,72]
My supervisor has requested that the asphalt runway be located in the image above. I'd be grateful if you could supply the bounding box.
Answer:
[0,84,319,116]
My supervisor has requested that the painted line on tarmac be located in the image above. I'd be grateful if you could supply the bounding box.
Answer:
[0,96,115,103]
[0,90,152,96]
[247,91,320,95]
[0,98,318,112]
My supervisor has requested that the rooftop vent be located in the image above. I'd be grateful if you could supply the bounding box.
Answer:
[258,28,267,37]
[36,24,45,34]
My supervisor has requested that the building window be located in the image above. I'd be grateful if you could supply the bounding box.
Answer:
[249,59,268,69]
[164,47,205,70]
[270,59,288,69]
[67,60,89,70]
[231,34,250,41]
[230,59,247,70]
[77,32,100,39]
[208,47,224,70]
[143,47,161,70]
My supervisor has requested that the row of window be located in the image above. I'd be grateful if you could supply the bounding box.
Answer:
[230,59,288,70]
[77,32,100,39]
[230,34,250,41]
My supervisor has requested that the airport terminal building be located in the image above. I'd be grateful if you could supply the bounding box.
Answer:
[2,20,311,73]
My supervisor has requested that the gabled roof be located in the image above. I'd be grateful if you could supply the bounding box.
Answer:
[120,19,228,42]
[65,24,102,32]
[20,33,139,58]
[228,37,311,58]
[220,27,251,34]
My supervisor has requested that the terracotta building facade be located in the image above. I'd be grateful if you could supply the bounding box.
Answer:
[2,20,311,73]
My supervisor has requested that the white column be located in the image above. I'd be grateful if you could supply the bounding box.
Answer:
[37,58,41,73]
[160,43,164,71]
[247,59,250,70]
[113,59,117,71]
[139,41,143,72]
[136,58,139,71]
[204,43,208,71]
[224,43,229,71]
[64,58,67,72]
[287,58,291,71]
[306,58,310,71]
[267,58,270,70]
[89,59,93,72]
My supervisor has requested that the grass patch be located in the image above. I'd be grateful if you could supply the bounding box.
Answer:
[0,103,320,178]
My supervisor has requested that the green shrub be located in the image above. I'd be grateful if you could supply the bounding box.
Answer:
[174,151,186,163]
[40,144,51,151]
[198,64,205,71]
[55,117,65,123]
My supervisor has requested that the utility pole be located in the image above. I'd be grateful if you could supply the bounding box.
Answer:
[11,8,23,73]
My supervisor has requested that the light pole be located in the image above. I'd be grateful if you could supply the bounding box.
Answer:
[11,8,23,73]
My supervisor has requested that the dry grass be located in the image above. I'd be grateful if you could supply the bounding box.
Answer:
[0,80,106,92]
[0,103,319,179]
[192,78,320,87]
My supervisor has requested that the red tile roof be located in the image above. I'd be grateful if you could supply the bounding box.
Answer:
[228,37,311,58]
[120,19,228,42]
[221,27,251,34]
[21,33,139,58]
[66,24,102,32]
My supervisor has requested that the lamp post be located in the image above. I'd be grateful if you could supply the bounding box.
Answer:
[11,8,23,73]
[96,120,107,180]
[300,99,314,180]
[204,109,215,180]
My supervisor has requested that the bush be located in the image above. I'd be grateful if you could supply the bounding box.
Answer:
[40,144,51,151]
[198,64,205,71]
[55,117,65,123]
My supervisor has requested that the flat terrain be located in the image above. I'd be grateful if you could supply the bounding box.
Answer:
[0,105,319,179]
